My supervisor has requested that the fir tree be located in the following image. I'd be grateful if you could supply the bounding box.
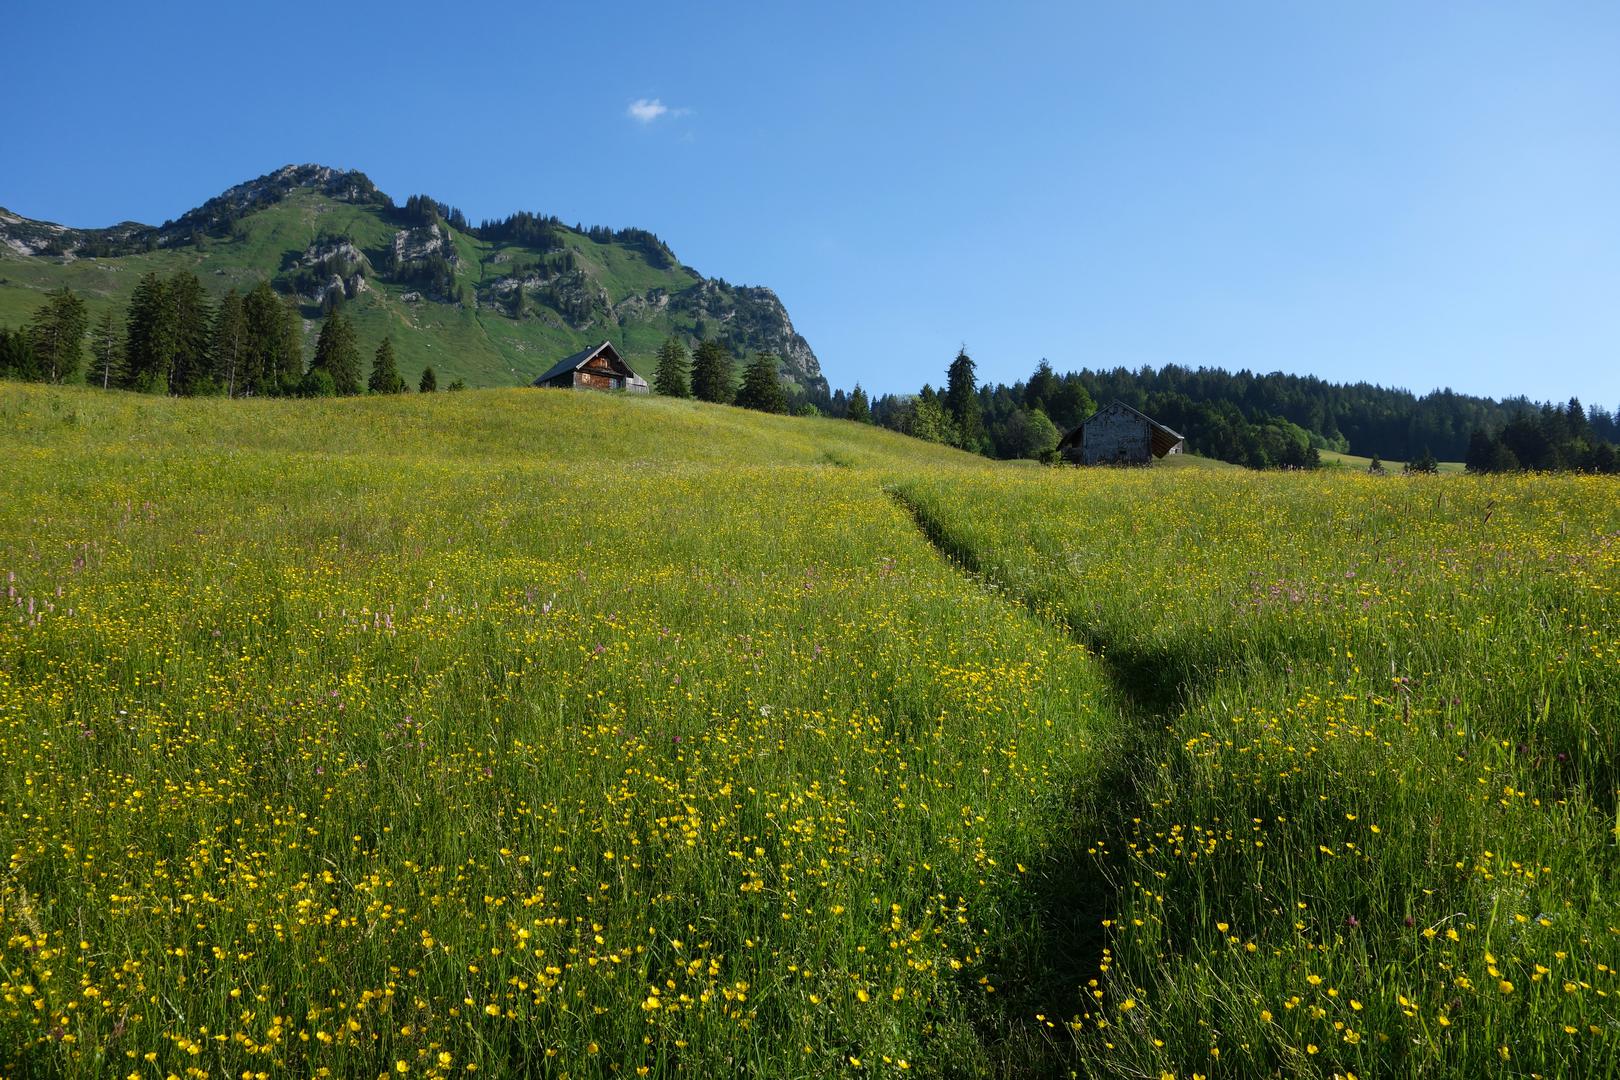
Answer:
[1024,360,1058,413]
[945,347,985,453]
[28,287,88,384]
[1367,454,1385,475]
[310,311,362,395]
[847,384,870,423]
[89,308,123,390]
[653,336,691,397]
[209,290,247,397]
[124,272,175,392]
[419,365,437,393]
[446,378,466,392]
[274,294,305,393]
[0,326,39,380]
[368,336,406,393]
[166,272,214,395]
[242,282,299,396]
[734,353,787,413]
[691,340,734,404]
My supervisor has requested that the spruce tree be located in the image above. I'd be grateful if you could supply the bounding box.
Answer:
[166,272,214,395]
[240,282,282,396]
[89,308,123,389]
[691,340,734,404]
[735,353,787,413]
[847,384,870,423]
[368,336,406,393]
[28,287,88,384]
[124,272,175,392]
[945,348,985,452]
[210,290,247,397]
[1024,360,1058,413]
[310,311,362,395]
[0,326,40,380]
[419,365,437,392]
[276,295,306,393]
[653,336,691,397]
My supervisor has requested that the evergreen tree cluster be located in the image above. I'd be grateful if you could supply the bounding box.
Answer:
[648,336,792,415]
[1054,364,1548,462]
[398,194,467,231]
[856,358,1620,472]
[1465,400,1620,474]
[473,211,566,251]
[2,280,434,401]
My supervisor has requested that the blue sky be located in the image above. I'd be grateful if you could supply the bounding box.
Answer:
[4,1,1618,405]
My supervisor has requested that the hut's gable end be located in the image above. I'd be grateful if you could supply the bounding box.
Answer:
[1060,400,1185,465]
[532,341,650,394]
[1080,405,1154,465]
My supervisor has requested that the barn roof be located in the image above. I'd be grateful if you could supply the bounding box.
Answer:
[532,341,623,386]
[1059,399,1186,458]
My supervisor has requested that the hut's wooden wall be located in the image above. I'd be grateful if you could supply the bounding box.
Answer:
[1070,406,1153,465]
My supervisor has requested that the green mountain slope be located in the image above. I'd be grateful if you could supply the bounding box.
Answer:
[0,165,826,394]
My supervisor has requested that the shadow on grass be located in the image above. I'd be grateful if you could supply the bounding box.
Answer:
[887,487,1207,1074]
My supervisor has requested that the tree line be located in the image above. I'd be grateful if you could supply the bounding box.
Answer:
[1463,400,1619,474]
[650,337,789,414]
[824,356,1620,472]
[0,280,464,396]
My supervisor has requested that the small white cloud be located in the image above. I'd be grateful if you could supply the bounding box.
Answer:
[627,98,669,123]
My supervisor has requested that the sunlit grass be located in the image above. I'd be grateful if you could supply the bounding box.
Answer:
[897,467,1620,1077]
[3,383,1616,1077]
[0,384,1106,1077]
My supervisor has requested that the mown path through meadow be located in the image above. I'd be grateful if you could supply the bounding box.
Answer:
[889,484,1196,1075]
[893,471,1620,1079]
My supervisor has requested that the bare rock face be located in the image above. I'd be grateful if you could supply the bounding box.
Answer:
[391,223,456,266]
[289,237,372,304]
[611,287,671,322]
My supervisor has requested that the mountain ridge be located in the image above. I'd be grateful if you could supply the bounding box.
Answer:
[0,164,827,396]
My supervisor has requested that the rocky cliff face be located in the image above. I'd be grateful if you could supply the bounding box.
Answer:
[672,280,824,394]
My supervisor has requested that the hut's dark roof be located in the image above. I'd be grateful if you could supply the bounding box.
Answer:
[533,341,622,386]
[1059,399,1185,457]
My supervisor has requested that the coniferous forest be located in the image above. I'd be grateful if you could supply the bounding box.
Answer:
[848,357,1620,473]
[4,281,1617,472]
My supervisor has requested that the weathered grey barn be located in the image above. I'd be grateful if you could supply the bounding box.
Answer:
[532,341,649,393]
[1059,400,1185,465]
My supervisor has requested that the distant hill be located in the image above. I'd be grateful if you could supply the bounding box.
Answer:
[0,164,827,395]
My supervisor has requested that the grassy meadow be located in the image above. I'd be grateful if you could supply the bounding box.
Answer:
[1,383,1616,1077]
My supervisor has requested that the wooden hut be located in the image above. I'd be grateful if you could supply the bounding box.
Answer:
[532,341,649,393]
[1059,400,1184,465]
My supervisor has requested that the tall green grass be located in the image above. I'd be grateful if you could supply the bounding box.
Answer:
[897,468,1620,1077]
[3,383,1616,1078]
[0,385,1106,1077]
